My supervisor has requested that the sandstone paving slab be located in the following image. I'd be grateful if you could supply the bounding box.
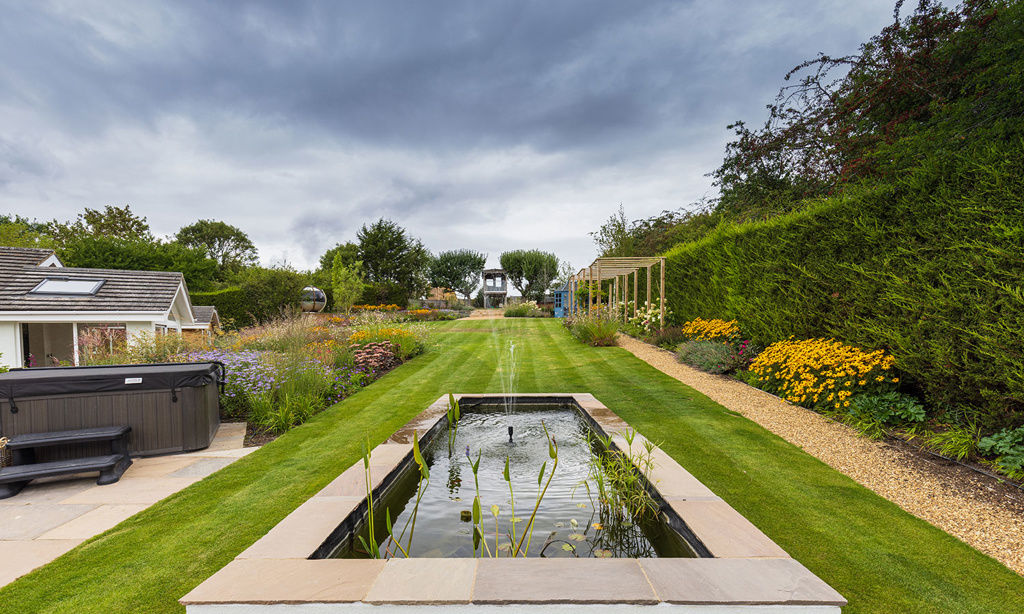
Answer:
[123,456,199,478]
[239,496,363,559]
[640,558,846,605]
[0,539,84,588]
[181,558,386,605]
[0,503,96,539]
[472,558,657,604]
[0,477,96,505]
[167,457,237,479]
[204,423,246,452]
[669,500,789,558]
[182,447,257,459]
[316,462,386,498]
[60,477,200,506]
[364,558,476,604]
[37,504,149,540]
[646,448,720,500]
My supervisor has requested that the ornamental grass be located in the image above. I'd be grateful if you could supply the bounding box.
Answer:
[750,337,897,411]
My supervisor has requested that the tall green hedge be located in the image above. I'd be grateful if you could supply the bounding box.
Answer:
[190,288,253,330]
[664,143,1024,432]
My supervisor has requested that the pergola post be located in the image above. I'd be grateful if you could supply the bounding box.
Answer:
[588,266,594,315]
[632,269,638,318]
[622,274,627,323]
[646,266,652,309]
[659,258,666,331]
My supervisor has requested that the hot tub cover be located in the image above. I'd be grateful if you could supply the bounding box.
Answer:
[0,362,225,399]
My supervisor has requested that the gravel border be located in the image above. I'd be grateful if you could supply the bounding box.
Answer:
[616,333,1024,576]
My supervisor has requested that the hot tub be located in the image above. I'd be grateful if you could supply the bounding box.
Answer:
[0,362,224,458]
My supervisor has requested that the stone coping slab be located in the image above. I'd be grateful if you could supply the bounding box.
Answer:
[182,393,845,610]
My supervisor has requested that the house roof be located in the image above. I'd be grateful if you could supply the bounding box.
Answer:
[191,306,218,325]
[0,265,186,313]
[0,246,57,269]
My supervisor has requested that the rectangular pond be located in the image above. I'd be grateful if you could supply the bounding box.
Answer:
[182,393,846,613]
[329,399,697,559]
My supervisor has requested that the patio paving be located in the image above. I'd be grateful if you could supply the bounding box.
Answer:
[0,422,254,589]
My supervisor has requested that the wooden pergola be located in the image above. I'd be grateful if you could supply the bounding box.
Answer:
[568,257,666,330]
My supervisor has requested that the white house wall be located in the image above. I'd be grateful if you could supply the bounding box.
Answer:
[0,322,21,369]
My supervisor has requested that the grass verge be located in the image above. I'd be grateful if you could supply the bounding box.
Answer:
[1,318,1021,613]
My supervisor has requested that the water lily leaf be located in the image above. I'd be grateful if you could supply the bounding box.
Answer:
[621,521,634,528]
[510,516,523,523]
[561,544,575,551]
[456,528,471,535]
[569,518,578,528]
[553,522,565,528]
[592,523,604,530]
[594,549,613,558]
[576,503,587,508]
[497,542,512,552]
[452,497,462,502]
[568,533,587,541]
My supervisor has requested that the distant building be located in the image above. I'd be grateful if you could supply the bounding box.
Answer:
[481,269,507,308]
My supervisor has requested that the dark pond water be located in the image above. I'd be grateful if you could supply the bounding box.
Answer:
[331,403,696,559]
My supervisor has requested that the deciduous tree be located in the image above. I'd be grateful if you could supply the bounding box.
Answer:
[429,249,487,300]
[174,220,258,276]
[499,249,559,302]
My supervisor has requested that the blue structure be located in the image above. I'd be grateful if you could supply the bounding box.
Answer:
[553,281,572,318]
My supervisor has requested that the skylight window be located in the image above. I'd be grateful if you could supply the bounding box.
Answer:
[30,277,105,296]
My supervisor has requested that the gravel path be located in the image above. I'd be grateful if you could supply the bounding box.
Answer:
[617,333,1024,576]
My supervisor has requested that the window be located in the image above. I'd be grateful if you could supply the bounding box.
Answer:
[30,277,105,295]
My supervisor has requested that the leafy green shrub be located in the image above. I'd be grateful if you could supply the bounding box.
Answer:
[850,392,926,425]
[845,392,926,440]
[676,340,736,374]
[978,427,1024,479]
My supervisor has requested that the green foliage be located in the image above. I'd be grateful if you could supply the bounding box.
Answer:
[360,281,409,308]
[429,249,487,300]
[850,392,926,425]
[676,340,736,375]
[845,392,927,440]
[499,249,559,302]
[331,255,364,314]
[318,242,359,272]
[664,144,1024,434]
[0,219,53,249]
[174,219,258,277]
[190,287,251,329]
[59,235,219,292]
[47,205,152,247]
[924,425,981,461]
[357,218,431,300]
[712,0,1024,219]
[238,266,307,323]
[978,427,1024,478]
[503,301,545,318]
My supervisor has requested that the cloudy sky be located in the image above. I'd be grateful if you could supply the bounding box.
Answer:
[0,0,904,272]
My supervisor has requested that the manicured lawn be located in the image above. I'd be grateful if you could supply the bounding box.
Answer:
[1,318,1021,613]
